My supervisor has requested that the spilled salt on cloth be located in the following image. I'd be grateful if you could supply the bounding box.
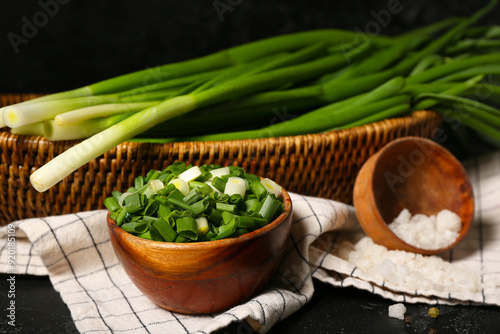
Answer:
[1,151,500,334]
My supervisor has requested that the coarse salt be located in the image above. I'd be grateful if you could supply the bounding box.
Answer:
[334,233,484,293]
[388,209,462,250]
[388,303,406,320]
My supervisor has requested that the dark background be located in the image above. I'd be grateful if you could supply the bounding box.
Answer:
[1,1,500,333]
[1,0,499,94]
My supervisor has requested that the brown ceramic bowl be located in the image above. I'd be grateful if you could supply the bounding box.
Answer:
[353,136,474,255]
[107,187,293,314]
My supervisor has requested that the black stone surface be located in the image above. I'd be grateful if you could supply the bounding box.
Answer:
[1,274,499,333]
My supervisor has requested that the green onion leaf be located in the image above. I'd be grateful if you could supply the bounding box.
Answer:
[154,218,178,242]
[176,216,198,240]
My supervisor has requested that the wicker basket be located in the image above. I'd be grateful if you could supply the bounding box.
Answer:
[0,93,442,225]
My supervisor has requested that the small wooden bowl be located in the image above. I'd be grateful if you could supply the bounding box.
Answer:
[353,136,474,255]
[107,187,293,314]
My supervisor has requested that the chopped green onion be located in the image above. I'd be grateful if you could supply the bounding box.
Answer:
[211,177,227,193]
[182,188,203,205]
[250,180,267,200]
[157,204,172,218]
[168,177,190,196]
[261,178,282,197]
[224,176,246,198]
[190,197,210,216]
[209,167,231,180]
[176,216,198,240]
[259,194,281,221]
[124,192,143,214]
[145,169,160,182]
[138,231,152,240]
[214,217,238,240]
[167,197,192,211]
[238,216,256,229]
[148,179,164,194]
[104,197,120,212]
[121,222,140,234]
[245,198,263,215]
[216,202,238,213]
[115,209,127,226]
[179,166,202,183]
[207,208,223,226]
[196,217,209,237]
[221,211,236,225]
[154,218,178,242]
[106,163,285,242]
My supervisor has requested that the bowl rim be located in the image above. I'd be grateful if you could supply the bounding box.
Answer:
[107,186,293,250]
[356,136,475,254]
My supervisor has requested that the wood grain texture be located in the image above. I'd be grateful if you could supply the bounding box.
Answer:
[353,136,474,255]
[107,187,293,314]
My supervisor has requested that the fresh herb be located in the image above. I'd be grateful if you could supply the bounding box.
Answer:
[105,163,284,242]
[0,1,497,192]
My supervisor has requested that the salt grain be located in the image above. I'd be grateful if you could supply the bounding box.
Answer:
[388,303,406,320]
[388,209,462,250]
[335,234,483,293]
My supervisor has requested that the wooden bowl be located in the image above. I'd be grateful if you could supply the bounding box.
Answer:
[107,187,293,314]
[353,136,474,255]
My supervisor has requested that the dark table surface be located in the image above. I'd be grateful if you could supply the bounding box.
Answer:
[1,273,499,334]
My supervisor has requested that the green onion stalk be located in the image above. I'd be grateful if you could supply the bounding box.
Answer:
[0,0,497,192]
[29,48,362,192]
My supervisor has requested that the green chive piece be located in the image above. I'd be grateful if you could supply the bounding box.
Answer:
[167,197,192,211]
[115,208,127,226]
[145,170,160,182]
[250,180,267,200]
[174,235,188,243]
[134,221,150,234]
[229,194,243,205]
[142,199,159,216]
[254,217,269,229]
[190,197,210,216]
[154,217,178,242]
[111,190,122,201]
[138,231,152,240]
[235,228,249,236]
[176,216,198,240]
[124,192,143,214]
[216,202,238,213]
[121,222,140,234]
[214,217,238,240]
[207,208,223,225]
[203,231,217,241]
[104,197,120,212]
[183,188,203,205]
[149,224,164,241]
[258,194,281,221]
[238,216,256,229]
[135,175,145,189]
[157,182,176,196]
[245,198,262,215]
[157,204,172,219]
[189,180,207,189]
[166,162,189,175]
[221,211,236,225]
[211,177,227,193]
[106,163,285,242]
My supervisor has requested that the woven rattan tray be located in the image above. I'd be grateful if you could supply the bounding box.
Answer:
[0,93,442,225]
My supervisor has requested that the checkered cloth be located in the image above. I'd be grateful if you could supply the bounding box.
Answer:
[1,151,500,334]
